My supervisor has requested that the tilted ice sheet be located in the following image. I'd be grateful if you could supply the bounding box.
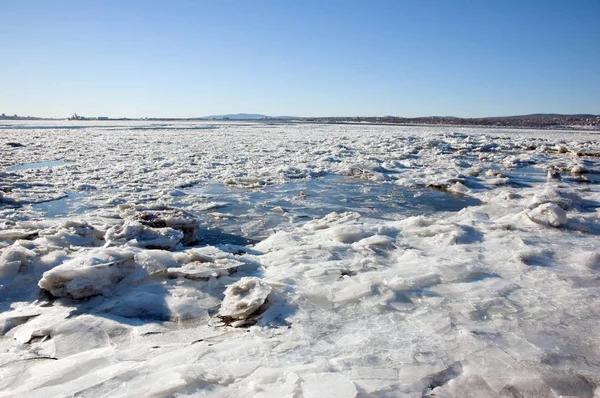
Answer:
[1,121,600,397]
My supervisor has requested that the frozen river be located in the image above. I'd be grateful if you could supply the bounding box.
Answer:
[1,121,599,397]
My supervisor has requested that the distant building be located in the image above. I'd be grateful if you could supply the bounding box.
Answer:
[67,113,84,120]
[97,116,109,120]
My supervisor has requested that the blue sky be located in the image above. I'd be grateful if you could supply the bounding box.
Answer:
[1,0,598,118]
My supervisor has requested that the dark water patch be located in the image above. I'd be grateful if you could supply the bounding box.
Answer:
[8,160,66,171]
[197,228,259,247]
[6,142,25,148]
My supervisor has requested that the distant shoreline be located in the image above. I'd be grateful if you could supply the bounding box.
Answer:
[1,115,598,132]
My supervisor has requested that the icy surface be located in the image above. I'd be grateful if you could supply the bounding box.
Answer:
[1,120,600,397]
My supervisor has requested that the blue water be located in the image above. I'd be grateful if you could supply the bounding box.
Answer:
[180,175,481,239]
[21,175,481,237]
[189,175,479,217]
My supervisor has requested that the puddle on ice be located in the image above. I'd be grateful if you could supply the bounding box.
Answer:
[31,192,92,217]
[8,159,66,171]
[181,175,481,239]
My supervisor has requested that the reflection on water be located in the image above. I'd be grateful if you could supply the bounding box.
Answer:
[181,175,481,240]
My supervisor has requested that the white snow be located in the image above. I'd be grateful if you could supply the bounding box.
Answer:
[1,120,600,396]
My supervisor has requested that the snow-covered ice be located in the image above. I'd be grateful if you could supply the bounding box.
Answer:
[218,277,272,322]
[38,248,135,299]
[1,120,600,397]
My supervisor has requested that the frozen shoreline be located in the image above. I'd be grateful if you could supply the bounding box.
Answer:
[1,121,599,397]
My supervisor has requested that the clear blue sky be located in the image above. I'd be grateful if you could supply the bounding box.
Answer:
[1,0,598,118]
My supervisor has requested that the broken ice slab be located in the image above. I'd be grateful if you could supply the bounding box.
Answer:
[38,248,135,299]
[218,277,272,321]
[166,259,242,280]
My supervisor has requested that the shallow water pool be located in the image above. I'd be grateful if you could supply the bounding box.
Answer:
[180,175,481,240]
[7,159,66,171]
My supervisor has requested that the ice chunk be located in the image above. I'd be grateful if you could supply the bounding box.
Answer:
[385,273,442,292]
[448,181,470,194]
[353,234,395,249]
[167,259,242,280]
[332,281,372,306]
[571,164,588,175]
[38,248,135,299]
[304,212,361,231]
[224,176,266,188]
[0,313,39,336]
[38,219,104,248]
[105,221,184,250]
[528,185,580,210]
[254,231,300,252]
[0,229,39,241]
[38,249,70,270]
[219,277,272,320]
[116,204,202,245]
[554,144,569,153]
[0,244,37,279]
[527,203,567,227]
[571,251,600,271]
[135,249,179,273]
[130,208,201,245]
[323,225,368,244]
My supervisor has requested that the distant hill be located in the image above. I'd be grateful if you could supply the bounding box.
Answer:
[203,113,298,120]
[488,113,599,120]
